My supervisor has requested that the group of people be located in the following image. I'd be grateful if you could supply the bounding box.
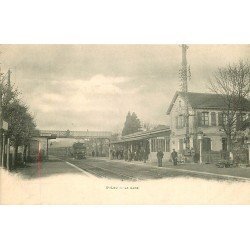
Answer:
[110,146,179,167]
[126,148,149,163]
[110,147,149,163]
[110,149,124,160]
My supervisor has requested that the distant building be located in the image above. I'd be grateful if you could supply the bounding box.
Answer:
[167,91,250,163]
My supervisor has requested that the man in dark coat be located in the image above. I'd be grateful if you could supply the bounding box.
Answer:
[171,149,178,166]
[157,150,164,167]
[143,148,148,163]
[128,149,132,162]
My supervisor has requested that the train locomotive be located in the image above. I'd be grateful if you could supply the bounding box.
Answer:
[71,142,87,159]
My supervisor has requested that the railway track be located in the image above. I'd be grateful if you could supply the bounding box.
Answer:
[76,161,141,181]
[51,155,250,182]
[64,157,142,181]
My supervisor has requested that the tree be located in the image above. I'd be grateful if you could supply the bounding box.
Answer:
[209,60,250,153]
[1,71,37,166]
[5,101,36,165]
[122,111,142,136]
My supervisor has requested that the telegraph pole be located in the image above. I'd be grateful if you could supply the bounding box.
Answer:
[7,69,11,87]
[0,65,3,165]
[4,70,11,168]
[181,44,190,150]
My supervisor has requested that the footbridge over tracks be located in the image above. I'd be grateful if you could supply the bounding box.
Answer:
[39,130,112,139]
[36,130,113,159]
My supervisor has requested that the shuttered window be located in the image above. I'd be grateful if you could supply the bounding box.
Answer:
[218,112,223,126]
[211,112,216,126]
[222,114,227,125]
[197,112,202,126]
[176,115,184,129]
[201,112,209,126]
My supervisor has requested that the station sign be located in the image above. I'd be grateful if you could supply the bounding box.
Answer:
[40,133,57,139]
[40,133,52,137]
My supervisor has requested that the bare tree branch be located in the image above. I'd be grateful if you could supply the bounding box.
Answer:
[209,60,250,151]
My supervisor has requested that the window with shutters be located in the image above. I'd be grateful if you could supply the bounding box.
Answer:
[201,112,209,126]
[218,112,223,126]
[236,113,248,130]
[222,114,228,125]
[211,112,216,126]
[197,112,202,127]
[176,115,184,129]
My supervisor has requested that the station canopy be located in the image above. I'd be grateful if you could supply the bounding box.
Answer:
[111,125,170,144]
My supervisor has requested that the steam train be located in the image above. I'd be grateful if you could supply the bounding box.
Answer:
[70,142,87,159]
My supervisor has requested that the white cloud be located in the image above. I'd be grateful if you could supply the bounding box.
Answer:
[64,75,127,95]
[4,45,248,132]
[42,93,63,102]
[26,75,139,130]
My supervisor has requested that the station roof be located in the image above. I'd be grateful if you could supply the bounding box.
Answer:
[166,91,250,114]
[110,125,170,144]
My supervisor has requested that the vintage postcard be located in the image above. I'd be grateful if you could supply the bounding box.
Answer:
[0,44,249,204]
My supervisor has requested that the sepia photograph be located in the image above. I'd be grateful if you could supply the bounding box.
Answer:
[1,1,250,250]
[0,44,249,204]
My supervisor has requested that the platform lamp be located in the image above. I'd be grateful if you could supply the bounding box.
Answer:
[197,131,204,164]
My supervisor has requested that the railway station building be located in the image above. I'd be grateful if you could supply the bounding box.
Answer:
[167,91,250,164]
[110,125,171,164]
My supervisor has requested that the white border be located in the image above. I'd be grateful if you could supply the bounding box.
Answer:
[0,0,249,249]
[0,0,249,44]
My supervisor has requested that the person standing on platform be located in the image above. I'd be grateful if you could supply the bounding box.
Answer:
[157,150,164,167]
[143,148,147,163]
[124,149,128,161]
[112,150,115,159]
[128,149,132,162]
[171,149,178,166]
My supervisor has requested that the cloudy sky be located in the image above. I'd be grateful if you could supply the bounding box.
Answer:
[1,45,249,132]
